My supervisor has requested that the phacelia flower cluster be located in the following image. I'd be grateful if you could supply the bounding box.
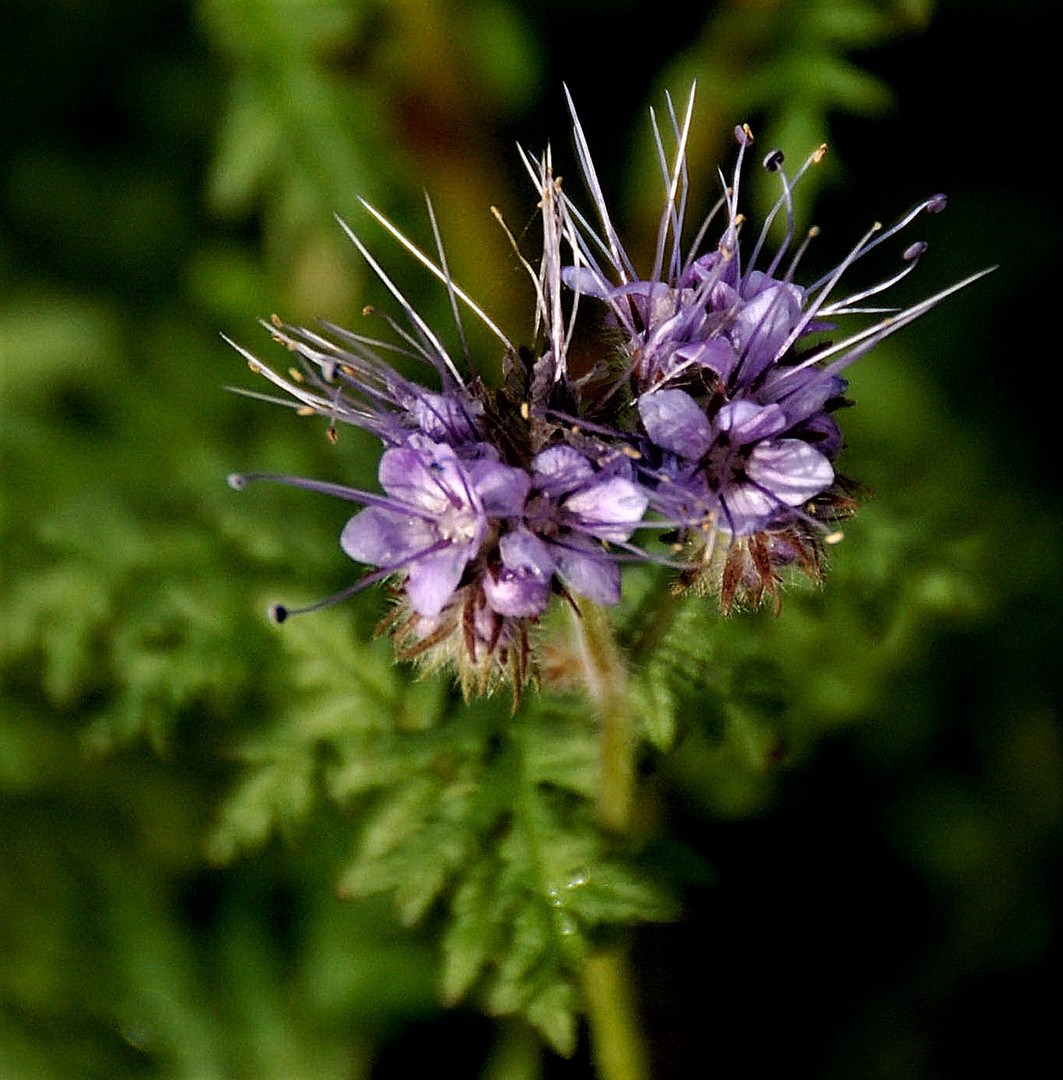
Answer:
[227,175,650,697]
[228,87,985,695]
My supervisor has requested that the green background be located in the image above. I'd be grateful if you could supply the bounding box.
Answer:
[2,1,1059,1077]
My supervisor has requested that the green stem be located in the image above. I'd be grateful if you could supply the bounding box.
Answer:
[571,602,652,1080]
[581,950,651,1080]
[626,571,682,665]
[572,600,634,834]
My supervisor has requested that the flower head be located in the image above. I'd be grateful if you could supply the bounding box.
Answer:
[226,177,655,698]
[227,84,987,680]
[551,88,989,610]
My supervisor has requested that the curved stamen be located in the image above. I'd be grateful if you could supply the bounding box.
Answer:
[805,193,948,293]
[228,470,457,522]
[270,568,393,623]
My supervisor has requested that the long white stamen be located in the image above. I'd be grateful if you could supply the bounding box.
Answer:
[649,84,696,285]
[766,266,997,396]
[355,198,514,354]
[334,215,465,386]
[223,334,338,416]
[564,84,635,282]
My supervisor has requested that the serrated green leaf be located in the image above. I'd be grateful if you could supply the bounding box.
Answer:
[629,668,678,752]
[207,742,319,863]
[3,564,112,705]
[440,859,502,1006]
[522,980,579,1059]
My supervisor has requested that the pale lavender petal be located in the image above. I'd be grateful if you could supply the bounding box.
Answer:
[499,528,556,578]
[532,445,594,496]
[563,476,648,542]
[468,458,531,517]
[714,400,788,445]
[406,547,470,617]
[638,389,712,459]
[721,485,778,533]
[561,266,615,299]
[484,528,555,617]
[341,506,433,567]
[676,336,737,381]
[554,545,622,606]
[735,277,803,349]
[378,441,461,515]
[769,367,848,425]
[412,391,482,442]
[746,439,834,506]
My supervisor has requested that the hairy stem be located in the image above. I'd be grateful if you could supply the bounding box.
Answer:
[572,600,634,834]
[571,602,652,1080]
[626,572,682,665]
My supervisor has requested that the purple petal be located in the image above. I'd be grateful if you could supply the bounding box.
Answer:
[483,528,555,617]
[638,388,712,459]
[746,439,833,506]
[378,439,467,515]
[561,266,615,299]
[714,400,788,445]
[341,506,434,567]
[731,278,804,377]
[720,485,778,534]
[412,391,482,442]
[791,412,843,461]
[680,250,733,290]
[644,304,705,356]
[468,457,531,517]
[532,445,594,496]
[563,477,648,542]
[499,528,556,578]
[554,544,622,606]
[675,336,737,381]
[405,547,471,617]
[766,366,848,423]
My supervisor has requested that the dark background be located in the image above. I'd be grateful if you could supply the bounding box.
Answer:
[2,2,1058,1077]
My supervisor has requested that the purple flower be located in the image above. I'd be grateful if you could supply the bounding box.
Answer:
[638,390,834,536]
[226,176,661,694]
[340,435,526,618]
[710,400,835,535]
[519,445,650,607]
[226,83,987,652]
[552,87,989,607]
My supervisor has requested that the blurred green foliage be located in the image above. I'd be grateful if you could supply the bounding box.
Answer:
[2,1,1059,1077]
